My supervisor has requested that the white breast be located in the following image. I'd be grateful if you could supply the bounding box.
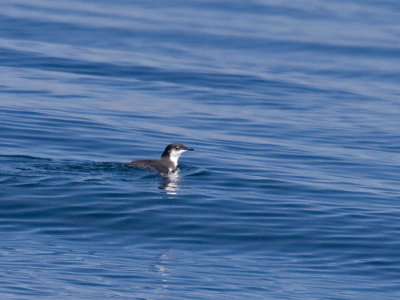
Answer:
[169,149,186,168]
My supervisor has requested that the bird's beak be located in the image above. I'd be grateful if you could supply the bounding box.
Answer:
[186,147,194,151]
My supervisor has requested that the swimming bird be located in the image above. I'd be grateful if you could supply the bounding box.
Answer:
[129,143,194,174]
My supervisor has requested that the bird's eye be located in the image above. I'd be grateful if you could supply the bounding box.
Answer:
[176,147,180,150]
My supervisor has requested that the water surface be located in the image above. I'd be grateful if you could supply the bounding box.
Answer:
[1,0,400,299]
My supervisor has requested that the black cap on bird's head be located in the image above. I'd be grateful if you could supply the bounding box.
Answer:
[161,143,194,158]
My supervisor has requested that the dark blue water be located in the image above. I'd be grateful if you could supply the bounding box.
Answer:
[1,0,400,299]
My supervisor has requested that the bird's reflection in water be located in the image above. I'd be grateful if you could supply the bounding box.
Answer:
[159,169,180,194]
[154,251,173,293]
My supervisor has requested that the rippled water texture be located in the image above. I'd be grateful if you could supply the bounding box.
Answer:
[1,0,400,299]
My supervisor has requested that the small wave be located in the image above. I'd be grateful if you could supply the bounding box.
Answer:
[0,154,51,162]
[185,168,209,177]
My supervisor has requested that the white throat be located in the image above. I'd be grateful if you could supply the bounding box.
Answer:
[168,150,186,168]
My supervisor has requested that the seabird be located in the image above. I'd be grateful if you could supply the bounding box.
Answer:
[129,143,194,174]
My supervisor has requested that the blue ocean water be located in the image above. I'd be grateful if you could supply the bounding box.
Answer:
[1,0,400,299]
